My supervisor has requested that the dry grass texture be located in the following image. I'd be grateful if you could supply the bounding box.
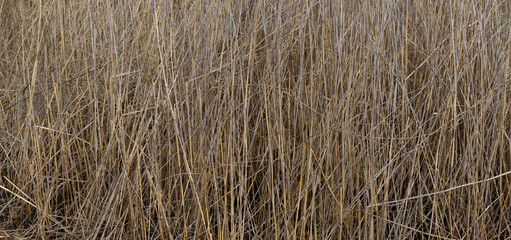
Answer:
[1,0,511,239]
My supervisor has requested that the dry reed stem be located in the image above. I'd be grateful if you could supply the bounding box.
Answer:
[0,0,510,239]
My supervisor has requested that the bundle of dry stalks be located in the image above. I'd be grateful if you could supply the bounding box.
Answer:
[0,0,510,239]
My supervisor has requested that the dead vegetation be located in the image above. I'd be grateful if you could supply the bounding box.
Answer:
[0,0,510,239]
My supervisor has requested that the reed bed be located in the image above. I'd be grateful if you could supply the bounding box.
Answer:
[0,0,510,239]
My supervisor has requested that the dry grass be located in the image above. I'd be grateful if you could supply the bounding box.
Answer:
[0,0,510,239]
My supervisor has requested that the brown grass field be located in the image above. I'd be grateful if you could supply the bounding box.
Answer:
[1,0,510,239]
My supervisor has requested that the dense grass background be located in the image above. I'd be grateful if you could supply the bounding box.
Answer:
[1,0,510,239]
